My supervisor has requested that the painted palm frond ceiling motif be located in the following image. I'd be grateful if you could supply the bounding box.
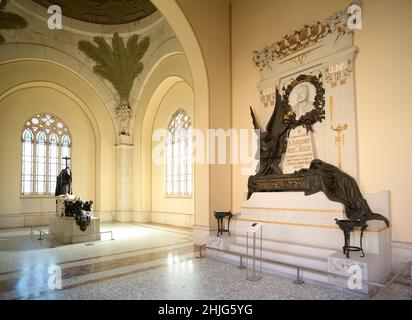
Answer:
[0,0,28,43]
[32,0,157,25]
[78,32,150,106]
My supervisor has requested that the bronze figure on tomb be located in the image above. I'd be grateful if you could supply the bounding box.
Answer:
[247,77,390,235]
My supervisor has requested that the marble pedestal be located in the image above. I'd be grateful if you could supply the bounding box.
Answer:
[327,250,390,295]
[206,191,391,293]
[49,215,101,244]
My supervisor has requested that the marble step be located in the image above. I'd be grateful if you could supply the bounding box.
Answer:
[232,234,337,259]
[228,242,328,272]
[206,247,330,284]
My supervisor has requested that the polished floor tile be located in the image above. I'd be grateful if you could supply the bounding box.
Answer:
[0,223,411,300]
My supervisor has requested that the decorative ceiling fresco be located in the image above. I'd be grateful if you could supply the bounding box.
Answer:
[0,0,28,43]
[32,0,157,25]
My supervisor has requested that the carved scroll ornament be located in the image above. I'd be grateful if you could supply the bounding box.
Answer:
[253,9,353,70]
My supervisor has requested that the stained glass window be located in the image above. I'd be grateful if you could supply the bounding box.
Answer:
[165,109,193,196]
[21,114,72,196]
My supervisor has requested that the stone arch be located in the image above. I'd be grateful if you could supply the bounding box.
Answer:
[136,76,190,213]
[150,0,211,242]
[0,60,116,212]
[132,53,193,221]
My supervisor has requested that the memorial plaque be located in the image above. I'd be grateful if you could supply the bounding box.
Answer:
[283,128,314,174]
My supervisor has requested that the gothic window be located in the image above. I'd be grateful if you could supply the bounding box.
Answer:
[21,114,72,196]
[165,109,193,196]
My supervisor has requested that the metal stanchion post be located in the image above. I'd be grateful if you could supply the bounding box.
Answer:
[246,230,249,269]
[260,226,263,276]
[293,267,304,285]
[238,255,246,269]
[246,223,262,281]
[196,245,206,258]
[409,263,412,280]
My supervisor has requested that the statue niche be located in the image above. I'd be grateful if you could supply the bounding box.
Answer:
[116,104,131,136]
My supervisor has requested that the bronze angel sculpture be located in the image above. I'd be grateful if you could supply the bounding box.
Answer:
[247,87,389,228]
[250,88,289,176]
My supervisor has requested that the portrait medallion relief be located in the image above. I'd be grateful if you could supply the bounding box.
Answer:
[282,74,326,132]
[288,82,316,120]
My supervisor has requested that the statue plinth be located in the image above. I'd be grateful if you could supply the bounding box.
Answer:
[49,215,100,244]
[251,175,306,193]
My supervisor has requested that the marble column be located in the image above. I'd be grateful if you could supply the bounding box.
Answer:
[115,138,133,221]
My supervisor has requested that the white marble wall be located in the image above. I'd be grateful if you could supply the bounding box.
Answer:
[151,211,194,228]
[95,210,193,228]
[0,212,53,229]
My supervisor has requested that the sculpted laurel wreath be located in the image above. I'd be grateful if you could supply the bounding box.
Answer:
[282,73,326,132]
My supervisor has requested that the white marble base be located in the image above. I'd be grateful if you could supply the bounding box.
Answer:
[133,211,152,223]
[206,236,234,250]
[114,211,133,222]
[0,212,53,229]
[206,235,331,283]
[94,211,193,228]
[207,191,392,292]
[49,215,100,244]
[151,212,194,228]
[392,241,412,273]
[327,251,392,295]
[193,224,213,246]
[232,191,390,252]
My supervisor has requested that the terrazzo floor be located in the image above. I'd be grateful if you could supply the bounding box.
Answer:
[0,222,411,300]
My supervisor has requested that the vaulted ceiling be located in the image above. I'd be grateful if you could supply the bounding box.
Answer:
[32,0,157,25]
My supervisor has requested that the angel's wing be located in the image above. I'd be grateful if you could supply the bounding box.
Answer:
[266,88,287,137]
[250,106,262,131]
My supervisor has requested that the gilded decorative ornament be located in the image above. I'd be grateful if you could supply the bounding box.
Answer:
[325,60,353,87]
[252,7,353,70]
[329,96,348,169]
